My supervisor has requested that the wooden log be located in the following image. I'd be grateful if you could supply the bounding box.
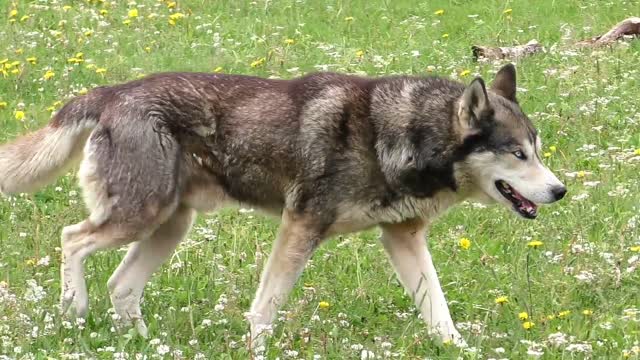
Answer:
[471,40,543,60]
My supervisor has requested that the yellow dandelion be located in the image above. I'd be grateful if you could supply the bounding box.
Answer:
[20,15,30,22]
[46,105,56,112]
[0,101,7,109]
[0,59,8,65]
[284,38,295,45]
[522,321,534,330]
[123,19,131,26]
[43,70,55,80]
[95,67,107,75]
[250,57,266,68]
[100,9,108,16]
[577,170,586,178]
[213,66,223,73]
[582,309,593,316]
[84,30,93,37]
[319,301,330,309]
[547,314,556,320]
[144,46,152,53]
[128,8,139,18]
[495,296,509,305]
[558,310,571,318]
[459,237,471,250]
[503,8,513,15]
[15,48,23,55]
[78,88,89,95]
[167,1,177,8]
[85,64,96,70]
[25,258,36,266]
[460,69,471,77]
[630,245,640,252]
[26,57,37,65]
[355,50,365,58]
[544,152,552,158]
[10,68,20,75]
[549,145,557,152]
[76,52,84,59]
[9,9,18,18]
[15,110,25,121]
[63,5,72,11]
[527,240,543,248]
[634,149,640,155]
[344,16,354,22]
[442,33,449,38]
[434,9,445,16]
[518,311,529,320]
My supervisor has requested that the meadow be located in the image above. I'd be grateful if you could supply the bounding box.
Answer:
[0,0,639,358]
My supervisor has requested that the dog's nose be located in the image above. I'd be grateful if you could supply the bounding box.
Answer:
[551,186,567,201]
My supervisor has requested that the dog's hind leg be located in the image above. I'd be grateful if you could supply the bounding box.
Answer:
[247,210,322,351]
[106,205,195,337]
[379,219,467,348]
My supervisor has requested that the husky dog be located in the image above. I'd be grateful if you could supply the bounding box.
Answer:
[0,64,565,347]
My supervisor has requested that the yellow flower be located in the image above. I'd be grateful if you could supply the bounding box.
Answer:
[522,321,534,330]
[558,310,571,318]
[503,8,513,15]
[284,38,295,45]
[634,149,640,156]
[518,311,528,320]
[344,16,354,22]
[213,66,223,73]
[100,9,108,16]
[0,59,8,65]
[15,48,23,55]
[442,33,449,38]
[15,110,25,121]
[582,309,593,316]
[9,9,18,18]
[319,301,330,309]
[459,237,471,250]
[84,30,93,37]
[68,57,84,64]
[527,240,543,248]
[85,64,96,70]
[630,245,640,252]
[123,19,131,26]
[144,46,152,53]
[63,5,72,11]
[460,69,471,77]
[577,171,586,178]
[76,52,84,59]
[167,1,177,8]
[43,70,55,80]
[495,296,509,305]
[549,145,557,153]
[434,9,445,15]
[20,15,30,22]
[547,314,556,320]
[10,68,20,75]
[78,88,89,95]
[95,67,107,75]
[25,258,36,266]
[0,101,7,109]
[544,152,552,158]
[355,50,365,58]
[250,57,266,68]
[128,9,139,18]
[26,57,37,64]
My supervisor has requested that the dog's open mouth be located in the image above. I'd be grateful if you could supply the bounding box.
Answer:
[495,180,538,219]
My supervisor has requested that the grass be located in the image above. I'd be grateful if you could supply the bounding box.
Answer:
[1,0,639,358]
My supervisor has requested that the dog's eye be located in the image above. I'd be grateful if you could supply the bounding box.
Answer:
[513,150,527,160]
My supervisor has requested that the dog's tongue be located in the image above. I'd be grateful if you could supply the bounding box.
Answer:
[512,190,538,214]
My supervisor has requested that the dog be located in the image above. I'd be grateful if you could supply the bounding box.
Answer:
[0,64,566,348]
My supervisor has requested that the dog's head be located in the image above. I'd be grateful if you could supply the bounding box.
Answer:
[456,64,566,219]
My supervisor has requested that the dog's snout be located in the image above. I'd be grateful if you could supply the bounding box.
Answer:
[551,185,567,201]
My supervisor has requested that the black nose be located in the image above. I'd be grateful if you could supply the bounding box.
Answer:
[551,186,567,201]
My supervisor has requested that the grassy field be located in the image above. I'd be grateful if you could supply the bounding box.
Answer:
[1,0,639,358]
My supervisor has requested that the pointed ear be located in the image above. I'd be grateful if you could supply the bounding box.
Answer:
[491,63,517,102]
[457,77,492,137]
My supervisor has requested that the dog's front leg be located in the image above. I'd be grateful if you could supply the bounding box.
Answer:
[247,209,321,352]
[380,219,467,347]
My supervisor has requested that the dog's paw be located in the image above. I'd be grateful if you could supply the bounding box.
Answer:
[60,287,89,318]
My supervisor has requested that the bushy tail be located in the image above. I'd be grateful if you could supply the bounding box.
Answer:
[0,95,103,195]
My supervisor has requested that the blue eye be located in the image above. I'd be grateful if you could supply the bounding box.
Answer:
[513,150,526,160]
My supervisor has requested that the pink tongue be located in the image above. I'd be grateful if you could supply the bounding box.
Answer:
[513,192,538,211]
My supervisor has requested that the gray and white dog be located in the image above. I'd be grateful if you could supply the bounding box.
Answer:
[0,64,566,347]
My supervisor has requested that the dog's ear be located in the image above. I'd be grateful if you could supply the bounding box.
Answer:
[491,63,517,102]
[457,77,492,137]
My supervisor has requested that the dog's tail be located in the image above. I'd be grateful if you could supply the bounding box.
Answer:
[0,90,107,195]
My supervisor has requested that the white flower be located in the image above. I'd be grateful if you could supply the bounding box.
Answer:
[547,332,568,347]
[360,349,375,359]
[156,344,170,355]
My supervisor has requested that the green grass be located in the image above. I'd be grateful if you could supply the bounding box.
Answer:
[1,0,639,358]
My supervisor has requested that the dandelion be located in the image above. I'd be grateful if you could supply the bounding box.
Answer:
[128,9,139,18]
[527,240,543,248]
[495,296,509,305]
[503,9,513,15]
[442,33,449,38]
[78,88,89,95]
[630,245,640,252]
[15,48,23,55]
[434,9,445,16]
[26,57,37,65]
[634,148,640,155]
[518,312,529,320]
[9,9,18,18]
[355,50,365,58]
[250,57,266,68]
[20,15,30,22]
[582,309,593,316]
[63,5,72,11]
[549,145,557,152]
[460,69,471,77]
[84,30,93,37]
[123,19,131,26]
[558,310,571,318]
[459,237,471,250]
[43,70,55,80]
[284,38,295,45]
[100,9,108,16]
[213,66,223,73]
[95,68,107,75]
[522,321,534,329]
[167,1,177,8]
[319,301,330,309]
[15,110,25,121]
[0,101,7,109]
[576,170,586,178]
[344,16,354,22]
